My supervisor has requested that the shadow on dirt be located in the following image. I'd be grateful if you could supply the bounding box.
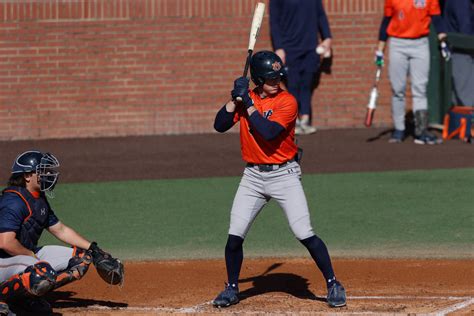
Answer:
[366,128,394,142]
[238,263,326,303]
[10,291,128,315]
[366,110,421,142]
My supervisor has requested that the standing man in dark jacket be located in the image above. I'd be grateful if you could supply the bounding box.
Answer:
[270,0,332,135]
[442,0,474,106]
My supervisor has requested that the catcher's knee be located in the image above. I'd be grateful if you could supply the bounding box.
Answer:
[0,262,57,300]
[26,261,57,296]
[55,247,92,289]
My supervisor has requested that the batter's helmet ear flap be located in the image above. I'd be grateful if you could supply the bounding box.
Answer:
[250,51,286,86]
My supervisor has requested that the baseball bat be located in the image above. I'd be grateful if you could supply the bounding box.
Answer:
[236,2,265,102]
[364,66,382,127]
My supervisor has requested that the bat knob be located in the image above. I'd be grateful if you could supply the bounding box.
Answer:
[364,108,375,127]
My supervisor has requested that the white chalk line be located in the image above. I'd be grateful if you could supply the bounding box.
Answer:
[348,295,471,300]
[431,297,474,316]
[83,295,473,314]
[89,300,213,313]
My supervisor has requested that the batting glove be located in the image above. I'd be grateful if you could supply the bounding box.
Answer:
[440,40,451,62]
[374,50,384,67]
[231,77,254,108]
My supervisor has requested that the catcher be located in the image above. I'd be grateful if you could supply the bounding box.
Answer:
[0,150,124,315]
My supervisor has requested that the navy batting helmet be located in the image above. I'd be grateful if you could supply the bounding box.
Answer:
[250,51,286,86]
[12,150,60,193]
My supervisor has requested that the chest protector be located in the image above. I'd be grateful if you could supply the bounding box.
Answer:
[3,187,52,251]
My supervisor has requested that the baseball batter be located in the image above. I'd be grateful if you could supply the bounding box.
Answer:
[0,151,123,316]
[212,51,346,308]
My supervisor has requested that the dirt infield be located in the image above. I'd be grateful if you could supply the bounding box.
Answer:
[1,128,473,315]
[50,258,473,315]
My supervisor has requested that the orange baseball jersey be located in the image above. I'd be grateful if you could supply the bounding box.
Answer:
[233,89,298,164]
[384,0,441,38]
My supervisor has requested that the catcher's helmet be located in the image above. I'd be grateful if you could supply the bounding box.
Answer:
[12,150,60,193]
[250,50,286,86]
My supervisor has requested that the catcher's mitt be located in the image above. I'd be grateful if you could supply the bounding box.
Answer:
[89,242,124,286]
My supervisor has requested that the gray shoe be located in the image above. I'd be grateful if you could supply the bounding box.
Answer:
[212,283,239,308]
[296,123,317,135]
[295,126,304,135]
[300,123,317,135]
[297,117,317,135]
[327,281,346,308]
[388,129,404,143]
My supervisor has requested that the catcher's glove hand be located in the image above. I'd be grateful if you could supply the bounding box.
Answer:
[89,242,124,286]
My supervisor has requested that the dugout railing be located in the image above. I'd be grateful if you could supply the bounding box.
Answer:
[428,28,474,127]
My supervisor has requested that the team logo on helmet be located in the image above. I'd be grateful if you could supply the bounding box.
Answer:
[272,61,282,71]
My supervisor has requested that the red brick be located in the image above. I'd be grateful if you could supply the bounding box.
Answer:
[0,0,391,140]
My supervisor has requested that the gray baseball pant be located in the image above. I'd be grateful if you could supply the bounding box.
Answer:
[228,161,315,241]
[389,36,430,131]
[451,52,474,106]
[0,246,73,282]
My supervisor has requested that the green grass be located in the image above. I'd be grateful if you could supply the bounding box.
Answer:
[40,168,474,260]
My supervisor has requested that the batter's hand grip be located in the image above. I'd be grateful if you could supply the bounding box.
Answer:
[236,51,252,102]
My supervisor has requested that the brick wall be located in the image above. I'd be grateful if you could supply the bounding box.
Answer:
[0,0,391,140]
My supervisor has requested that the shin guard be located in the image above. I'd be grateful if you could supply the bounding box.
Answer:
[0,261,56,301]
[54,247,92,289]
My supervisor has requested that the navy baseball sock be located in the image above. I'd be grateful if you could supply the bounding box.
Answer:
[300,235,336,288]
[225,234,244,288]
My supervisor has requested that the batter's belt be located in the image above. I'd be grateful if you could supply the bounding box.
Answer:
[246,159,296,172]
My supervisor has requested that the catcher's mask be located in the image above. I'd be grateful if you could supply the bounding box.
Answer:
[12,150,60,195]
[250,50,286,86]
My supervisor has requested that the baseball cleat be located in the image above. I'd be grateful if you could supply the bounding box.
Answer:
[388,129,404,143]
[327,281,346,308]
[414,132,442,145]
[212,283,239,308]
